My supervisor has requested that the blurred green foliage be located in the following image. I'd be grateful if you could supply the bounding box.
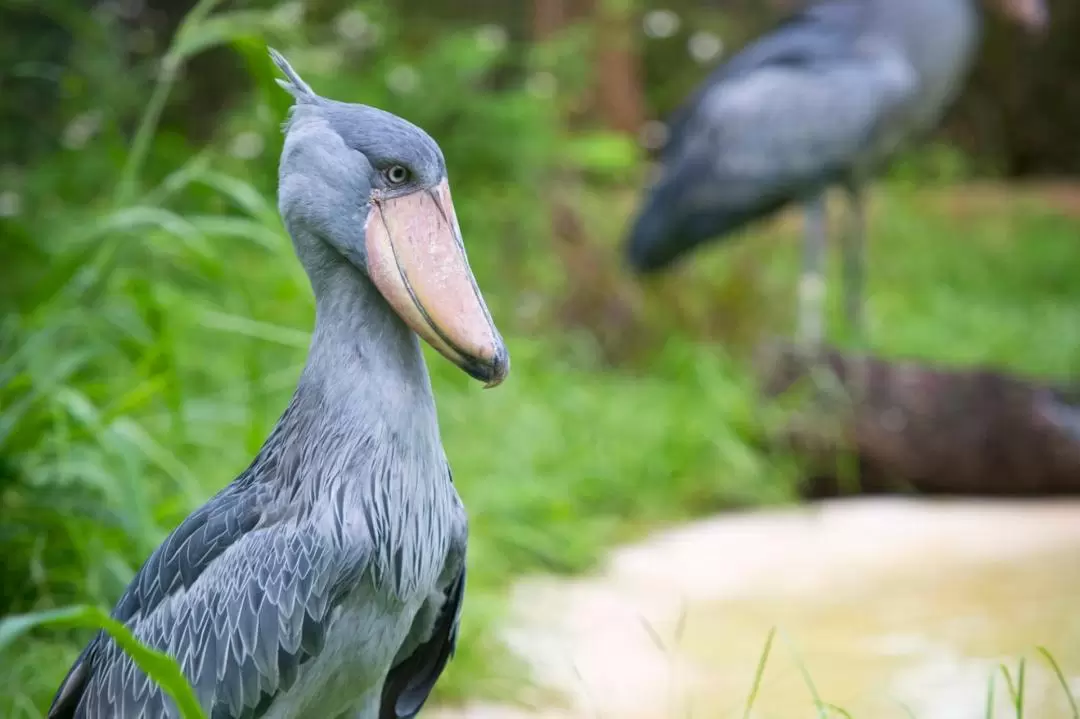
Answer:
[1,0,1080,716]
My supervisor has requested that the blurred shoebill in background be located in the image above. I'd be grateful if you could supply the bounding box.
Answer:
[625,0,1049,352]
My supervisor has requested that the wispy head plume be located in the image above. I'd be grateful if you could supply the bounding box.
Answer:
[268,47,320,104]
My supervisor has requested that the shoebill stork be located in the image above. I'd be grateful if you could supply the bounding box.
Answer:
[48,49,509,719]
[625,0,1048,352]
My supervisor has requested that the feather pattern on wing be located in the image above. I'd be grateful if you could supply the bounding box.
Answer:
[379,467,467,719]
[49,477,365,719]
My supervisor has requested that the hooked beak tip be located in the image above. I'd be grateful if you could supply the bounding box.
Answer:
[459,343,510,388]
[1024,7,1050,36]
[364,179,510,389]
[482,344,511,388]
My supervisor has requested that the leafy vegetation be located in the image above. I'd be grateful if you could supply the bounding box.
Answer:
[2,0,1079,716]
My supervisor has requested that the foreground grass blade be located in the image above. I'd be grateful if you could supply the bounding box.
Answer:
[1000,658,1026,719]
[742,626,776,719]
[896,701,917,719]
[780,628,829,719]
[0,606,206,719]
[1036,647,1079,718]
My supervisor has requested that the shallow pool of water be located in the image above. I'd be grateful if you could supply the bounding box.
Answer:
[682,544,1080,718]
[458,498,1080,719]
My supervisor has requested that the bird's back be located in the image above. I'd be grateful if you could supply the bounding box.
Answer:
[46,432,467,719]
[664,0,980,172]
[626,0,980,271]
[628,0,907,269]
[868,0,981,139]
[662,0,869,159]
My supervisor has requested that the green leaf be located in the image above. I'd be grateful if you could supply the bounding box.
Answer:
[0,605,207,719]
[172,10,278,60]
[1036,646,1079,718]
[562,132,640,178]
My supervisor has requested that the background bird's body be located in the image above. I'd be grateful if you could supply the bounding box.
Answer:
[631,0,982,265]
[872,0,981,154]
[46,50,509,719]
[626,0,1008,350]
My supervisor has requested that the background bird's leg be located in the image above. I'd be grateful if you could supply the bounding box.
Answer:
[840,181,871,412]
[840,182,867,348]
[796,192,828,355]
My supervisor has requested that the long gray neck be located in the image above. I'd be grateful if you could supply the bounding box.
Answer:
[870,0,981,83]
[864,0,981,136]
[246,227,444,503]
[301,256,436,419]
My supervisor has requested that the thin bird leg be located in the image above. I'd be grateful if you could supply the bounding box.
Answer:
[796,192,828,355]
[840,182,871,408]
[840,183,867,348]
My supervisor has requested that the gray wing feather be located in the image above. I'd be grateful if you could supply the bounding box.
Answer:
[639,43,917,261]
[660,1,919,216]
[683,51,916,201]
[49,483,363,719]
[663,0,871,161]
[626,2,919,271]
[379,466,466,719]
[379,565,466,719]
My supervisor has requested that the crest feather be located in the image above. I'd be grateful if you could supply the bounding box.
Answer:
[268,47,319,104]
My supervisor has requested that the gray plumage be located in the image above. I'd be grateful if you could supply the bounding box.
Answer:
[626,0,1046,350]
[47,48,501,719]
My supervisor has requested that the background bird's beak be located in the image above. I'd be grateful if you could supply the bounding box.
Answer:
[1004,0,1049,35]
[365,178,509,387]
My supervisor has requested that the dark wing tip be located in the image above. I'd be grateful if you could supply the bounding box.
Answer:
[48,645,93,719]
[380,567,467,719]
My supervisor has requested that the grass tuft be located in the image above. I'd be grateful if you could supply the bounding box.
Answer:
[741,626,776,719]
[1038,646,1080,719]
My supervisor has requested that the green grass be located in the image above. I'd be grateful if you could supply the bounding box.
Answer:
[0,606,207,719]
[5,177,1079,716]
[732,629,1080,719]
[3,3,1080,714]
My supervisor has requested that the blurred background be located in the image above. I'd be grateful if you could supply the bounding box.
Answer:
[2,0,1080,716]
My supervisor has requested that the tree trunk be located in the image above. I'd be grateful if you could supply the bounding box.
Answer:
[591,0,645,135]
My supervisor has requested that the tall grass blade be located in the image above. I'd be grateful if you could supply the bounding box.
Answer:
[1000,659,1025,718]
[896,701,917,719]
[193,170,279,224]
[172,10,277,59]
[0,606,206,719]
[1036,646,1079,718]
[741,626,776,719]
[569,659,602,719]
[196,310,310,348]
[779,628,828,719]
[1016,657,1026,719]
[114,0,226,205]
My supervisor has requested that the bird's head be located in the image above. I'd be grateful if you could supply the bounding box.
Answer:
[270,49,509,387]
[991,0,1050,35]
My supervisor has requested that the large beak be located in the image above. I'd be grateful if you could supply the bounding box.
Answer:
[1008,0,1049,35]
[365,178,509,387]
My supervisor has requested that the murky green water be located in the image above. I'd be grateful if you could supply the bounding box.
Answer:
[681,546,1080,718]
